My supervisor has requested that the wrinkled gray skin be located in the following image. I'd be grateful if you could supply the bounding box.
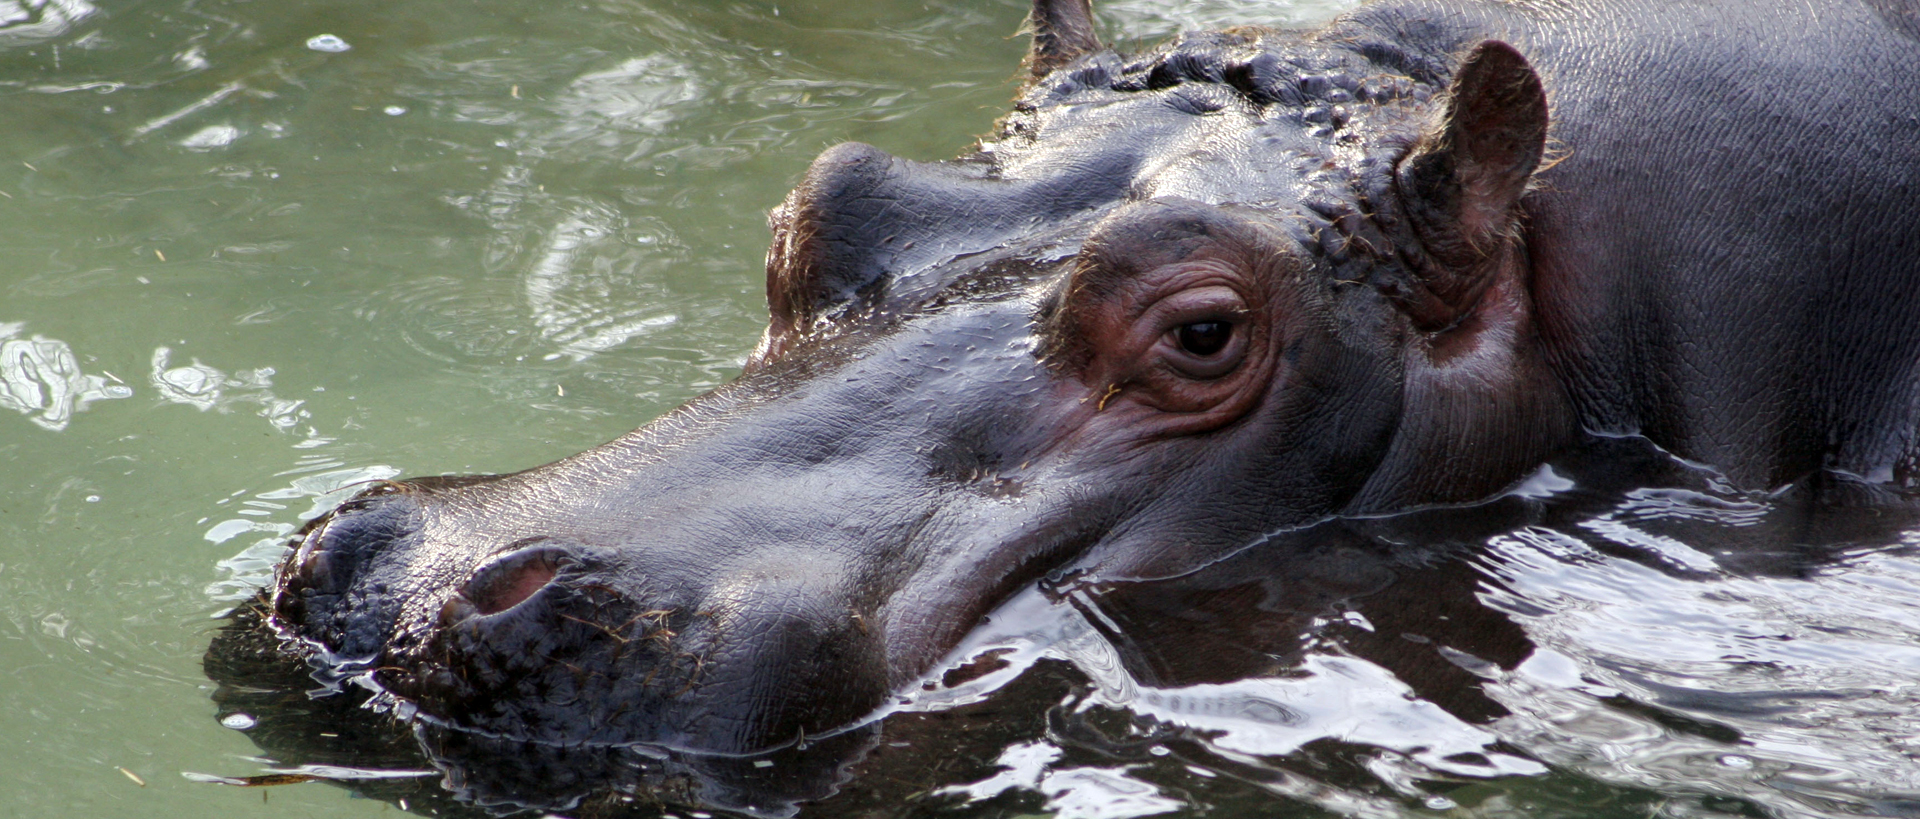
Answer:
[270,0,1920,754]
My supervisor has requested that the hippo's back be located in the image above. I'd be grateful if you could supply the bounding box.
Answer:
[1334,0,1920,488]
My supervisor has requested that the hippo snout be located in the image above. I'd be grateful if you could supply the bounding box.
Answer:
[271,482,896,751]
[390,554,891,750]
[274,486,426,663]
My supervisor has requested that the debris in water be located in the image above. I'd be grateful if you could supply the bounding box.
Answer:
[185,772,321,787]
[305,34,350,53]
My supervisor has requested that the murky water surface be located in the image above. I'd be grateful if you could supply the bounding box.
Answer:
[6,1,1919,818]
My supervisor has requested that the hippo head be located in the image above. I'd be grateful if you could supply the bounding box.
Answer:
[270,0,1574,754]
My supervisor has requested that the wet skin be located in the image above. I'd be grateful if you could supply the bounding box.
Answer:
[262,0,1920,756]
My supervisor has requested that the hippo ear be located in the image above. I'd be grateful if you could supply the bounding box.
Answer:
[1393,40,1547,327]
[750,144,897,372]
[752,190,844,371]
[1027,0,1101,79]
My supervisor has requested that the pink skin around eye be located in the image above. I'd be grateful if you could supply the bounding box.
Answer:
[1067,258,1277,426]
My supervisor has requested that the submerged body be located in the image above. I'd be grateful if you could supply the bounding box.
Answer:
[258,0,1920,760]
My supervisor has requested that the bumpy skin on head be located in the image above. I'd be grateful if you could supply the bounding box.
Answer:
[268,0,1920,754]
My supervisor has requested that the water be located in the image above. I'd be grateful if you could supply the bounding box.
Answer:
[6,1,1918,818]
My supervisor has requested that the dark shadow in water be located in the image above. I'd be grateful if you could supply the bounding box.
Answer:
[203,435,1920,818]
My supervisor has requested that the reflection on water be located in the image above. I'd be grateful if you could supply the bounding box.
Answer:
[0,321,132,429]
[0,324,312,432]
[520,201,681,362]
[149,346,309,429]
[0,0,94,47]
[1483,516,1920,812]
[206,438,1920,819]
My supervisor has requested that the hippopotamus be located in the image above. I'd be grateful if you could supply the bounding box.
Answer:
[261,0,1920,762]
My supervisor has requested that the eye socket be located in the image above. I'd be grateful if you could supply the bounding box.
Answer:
[1049,203,1286,428]
[1176,321,1233,357]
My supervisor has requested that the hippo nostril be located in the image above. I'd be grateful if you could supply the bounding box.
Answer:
[473,561,555,615]
[463,545,572,616]
[278,494,419,599]
[269,491,430,662]
[295,546,334,591]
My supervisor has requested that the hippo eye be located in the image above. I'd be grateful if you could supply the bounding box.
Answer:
[1176,321,1233,357]
[1160,310,1247,381]
[1124,282,1252,383]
